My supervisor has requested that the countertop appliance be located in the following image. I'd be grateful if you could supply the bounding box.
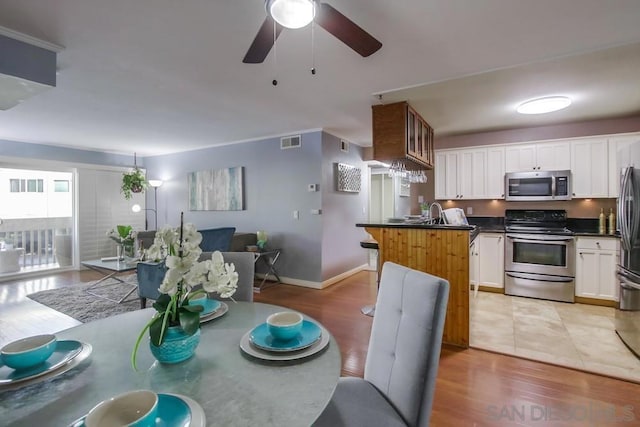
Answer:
[504,209,575,303]
[505,170,572,201]
[616,141,640,359]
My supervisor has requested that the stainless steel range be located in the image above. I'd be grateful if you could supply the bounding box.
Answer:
[504,209,575,303]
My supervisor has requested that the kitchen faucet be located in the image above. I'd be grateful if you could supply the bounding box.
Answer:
[429,202,444,224]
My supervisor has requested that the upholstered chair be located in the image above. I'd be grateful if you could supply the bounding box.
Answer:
[137,251,255,308]
[198,227,236,252]
[313,262,450,427]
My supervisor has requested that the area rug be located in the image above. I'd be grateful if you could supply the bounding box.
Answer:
[27,275,142,323]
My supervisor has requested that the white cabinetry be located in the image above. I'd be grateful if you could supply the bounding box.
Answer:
[435,149,488,199]
[608,134,640,197]
[478,233,504,289]
[486,146,505,198]
[571,138,608,198]
[505,142,571,173]
[575,237,620,301]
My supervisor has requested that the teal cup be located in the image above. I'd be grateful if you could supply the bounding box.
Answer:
[85,390,158,427]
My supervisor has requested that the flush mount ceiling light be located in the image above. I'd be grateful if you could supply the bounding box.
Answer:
[517,96,572,115]
[266,0,316,29]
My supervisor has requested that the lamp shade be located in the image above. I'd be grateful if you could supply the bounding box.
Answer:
[267,0,315,29]
[148,179,163,188]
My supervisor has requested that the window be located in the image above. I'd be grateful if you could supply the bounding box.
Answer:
[27,179,44,192]
[54,180,69,192]
[10,179,21,192]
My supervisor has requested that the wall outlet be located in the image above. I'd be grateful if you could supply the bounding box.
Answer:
[418,195,424,203]
[308,184,317,192]
[293,210,299,219]
[466,207,473,215]
[310,209,322,215]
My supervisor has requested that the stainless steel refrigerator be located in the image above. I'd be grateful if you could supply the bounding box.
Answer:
[616,140,640,358]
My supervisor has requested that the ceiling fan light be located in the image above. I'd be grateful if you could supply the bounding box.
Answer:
[517,96,572,115]
[267,0,315,29]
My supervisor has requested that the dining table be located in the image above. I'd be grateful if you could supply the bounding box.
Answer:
[0,302,341,426]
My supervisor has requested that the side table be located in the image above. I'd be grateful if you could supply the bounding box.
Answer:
[252,249,282,292]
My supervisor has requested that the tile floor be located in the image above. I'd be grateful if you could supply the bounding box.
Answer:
[470,291,640,383]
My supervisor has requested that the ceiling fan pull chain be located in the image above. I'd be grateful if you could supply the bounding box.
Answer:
[311,20,316,75]
[272,19,278,86]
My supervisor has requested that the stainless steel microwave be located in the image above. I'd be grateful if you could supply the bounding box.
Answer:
[505,170,572,201]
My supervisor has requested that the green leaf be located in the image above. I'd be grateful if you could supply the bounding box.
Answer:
[116,225,132,239]
[148,316,166,347]
[179,308,201,336]
[183,304,203,313]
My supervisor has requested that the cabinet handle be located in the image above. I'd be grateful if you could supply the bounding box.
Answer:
[579,252,583,255]
[538,166,541,170]
[532,167,536,170]
[572,193,575,196]
[498,236,502,242]
[501,194,504,197]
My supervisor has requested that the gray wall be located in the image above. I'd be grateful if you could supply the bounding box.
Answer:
[320,133,369,281]
[142,130,368,285]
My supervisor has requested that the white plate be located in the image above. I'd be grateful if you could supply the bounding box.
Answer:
[166,393,206,427]
[199,301,228,324]
[239,323,330,361]
[0,342,92,392]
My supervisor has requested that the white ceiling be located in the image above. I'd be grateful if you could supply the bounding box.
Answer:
[0,0,639,156]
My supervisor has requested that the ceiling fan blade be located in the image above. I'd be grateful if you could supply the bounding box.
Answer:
[315,3,382,57]
[243,16,284,64]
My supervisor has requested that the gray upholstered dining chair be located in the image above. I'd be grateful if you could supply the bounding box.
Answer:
[136,251,255,307]
[313,262,450,427]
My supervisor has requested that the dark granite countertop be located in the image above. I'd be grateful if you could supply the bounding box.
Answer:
[356,223,475,231]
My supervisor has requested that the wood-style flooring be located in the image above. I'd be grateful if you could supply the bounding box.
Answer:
[2,269,640,426]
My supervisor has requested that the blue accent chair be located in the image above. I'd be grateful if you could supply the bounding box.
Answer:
[136,261,166,309]
[199,227,236,252]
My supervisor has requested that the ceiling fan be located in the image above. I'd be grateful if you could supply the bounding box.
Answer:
[243,0,382,64]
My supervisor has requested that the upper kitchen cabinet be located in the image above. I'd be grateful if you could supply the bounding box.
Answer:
[435,148,500,199]
[505,141,571,172]
[372,101,434,169]
[571,138,608,198]
[608,133,640,197]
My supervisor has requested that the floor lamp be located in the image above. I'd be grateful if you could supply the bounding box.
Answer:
[132,179,163,230]
[148,180,163,230]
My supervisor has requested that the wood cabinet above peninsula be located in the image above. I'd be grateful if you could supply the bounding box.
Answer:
[372,101,435,169]
[357,222,473,348]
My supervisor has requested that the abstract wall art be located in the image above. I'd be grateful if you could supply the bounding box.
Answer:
[188,166,244,211]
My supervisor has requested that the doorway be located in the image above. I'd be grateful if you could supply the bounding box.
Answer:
[0,167,74,278]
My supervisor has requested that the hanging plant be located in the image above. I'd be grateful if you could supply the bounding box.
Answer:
[121,153,148,200]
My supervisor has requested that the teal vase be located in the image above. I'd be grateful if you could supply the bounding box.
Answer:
[149,326,200,364]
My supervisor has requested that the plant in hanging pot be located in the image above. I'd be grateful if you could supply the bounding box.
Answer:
[121,167,148,200]
[131,214,238,369]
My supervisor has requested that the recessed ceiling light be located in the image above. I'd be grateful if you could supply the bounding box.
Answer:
[517,96,572,115]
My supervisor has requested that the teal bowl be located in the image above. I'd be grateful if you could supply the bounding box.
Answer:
[266,312,303,341]
[1,334,57,370]
[188,295,221,316]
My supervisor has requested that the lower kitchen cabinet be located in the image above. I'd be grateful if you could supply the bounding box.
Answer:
[575,237,620,301]
[478,233,504,289]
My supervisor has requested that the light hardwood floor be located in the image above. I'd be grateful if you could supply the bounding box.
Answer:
[2,270,640,426]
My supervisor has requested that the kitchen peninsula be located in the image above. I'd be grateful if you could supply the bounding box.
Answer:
[357,222,475,347]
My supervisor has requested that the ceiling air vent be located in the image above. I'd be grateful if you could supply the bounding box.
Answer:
[281,135,301,149]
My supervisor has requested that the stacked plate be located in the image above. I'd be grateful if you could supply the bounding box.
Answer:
[0,340,92,391]
[199,300,229,324]
[239,318,330,361]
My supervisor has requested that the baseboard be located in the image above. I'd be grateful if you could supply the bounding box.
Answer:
[574,296,617,307]
[478,286,504,294]
[255,264,368,290]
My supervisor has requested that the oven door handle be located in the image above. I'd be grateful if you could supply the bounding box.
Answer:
[617,272,640,290]
[506,234,574,243]
[506,272,574,282]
